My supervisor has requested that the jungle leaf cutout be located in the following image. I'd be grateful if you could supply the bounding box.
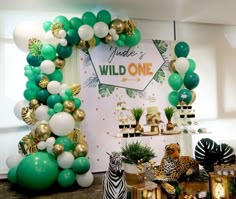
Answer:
[152,40,168,54]
[84,73,99,88]
[126,88,138,98]
[98,84,115,97]
[153,68,165,84]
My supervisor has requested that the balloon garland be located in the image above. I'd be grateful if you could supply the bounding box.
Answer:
[168,41,200,107]
[8,10,141,191]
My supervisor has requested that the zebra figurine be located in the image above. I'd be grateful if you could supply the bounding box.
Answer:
[103,152,127,199]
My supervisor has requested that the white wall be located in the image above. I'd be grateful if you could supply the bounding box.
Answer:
[1,12,236,176]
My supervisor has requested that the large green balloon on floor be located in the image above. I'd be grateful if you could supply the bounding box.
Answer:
[174,41,190,58]
[72,157,90,174]
[16,151,59,191]
[57,169,76,188]
[8,166,17,184]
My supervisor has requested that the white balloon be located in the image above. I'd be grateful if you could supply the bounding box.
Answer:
[6,153,24,169]
[46,145,54,155]
[44,31,60,47]
[37,141,47,150]
[40,60,55,74]
[78,25,94,41]
[112,34,119,41]
[47,80,61,94]
[60,38,68,46]
[59,29,66,38]
[175,57,189,76]
[76,170,94,187]
[14,99,29,120]
[57,151,74,169]
[46,136,56,146]
[35,105,50,121]
[109,28,116,36]
[49,112,75,136]
[61,83,68,90]
[13,21,45,52]
[93,22,109,38]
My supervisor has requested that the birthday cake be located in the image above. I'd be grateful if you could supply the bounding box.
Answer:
[146,106,161,125]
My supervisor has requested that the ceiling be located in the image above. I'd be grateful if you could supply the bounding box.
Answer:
[2,0,236,25]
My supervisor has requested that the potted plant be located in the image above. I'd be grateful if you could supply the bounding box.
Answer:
[164,106,176,130]
[121,141,155,185]
[131,107,144,135]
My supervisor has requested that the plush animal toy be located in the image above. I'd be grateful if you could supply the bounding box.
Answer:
[155,143,199,195]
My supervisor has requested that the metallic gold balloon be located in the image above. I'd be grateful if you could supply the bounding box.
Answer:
[52,144,64,155]
[88,37,96,48]
[168,60,176,73]
[72,143,88,158]
[21,107,38,125]
[29,99,40,110]
[54,57,66,69]
[105,34,113,44]
[35,123,52,141]
[77,40,86,49]
[63,100,76,113]
[69,84,81,96]
[73,109,86,122]
[110,19,125,34]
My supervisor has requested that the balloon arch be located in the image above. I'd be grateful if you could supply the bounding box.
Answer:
[7,10,141,191]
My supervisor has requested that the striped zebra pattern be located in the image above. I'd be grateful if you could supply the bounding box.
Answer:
[103,152,127,199]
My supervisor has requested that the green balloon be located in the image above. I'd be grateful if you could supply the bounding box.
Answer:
[16,152,59,191]
[187,58,196,73]
[41,44,56,60]
[8,166,17,184]
[54,102,64,113]
[57,169,76,188]
[73,98,82,108]
[56,44,73,59]
[82,11,97,27]
[36,89,50,103]
[66,29,80,45]
[174,41,190,58]
[168,73,183,91]
[124,29,141,47]
[72,157,90,174]
[54,16,70,31]
[94,36,101,46]
[97,9,111,24]
[168,91,179,107]
[55,136,72,151]
[70,17,83,30]
[115,39,125,47]
[184,72,200,90]
[24,88,37,101]
[26,53,44,66]
[43,20,52,32]
[178,88,192,104]
[48,69,63,82]
[47,94,62,108]
[48,108,55,116]
[32,66,41,75]
[26,80,40,91]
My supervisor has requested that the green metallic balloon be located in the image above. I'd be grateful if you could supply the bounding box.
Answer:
[55,136,72,151]
[168,72,183,91]
[72,157,90,174]
[16,152,59,191]
[57,169,76,188]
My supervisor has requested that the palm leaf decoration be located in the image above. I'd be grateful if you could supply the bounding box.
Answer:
[126,88,138,98]
[98,84,115,97]
[152,40,168,54]
[153,68,165,83]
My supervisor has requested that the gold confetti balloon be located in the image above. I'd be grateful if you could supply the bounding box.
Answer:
[54,57,65,69]
[73,143,88,158]
[35,123,52,141]
[52,144,64,155]
[63,100,76,113]
[73,109,85,122]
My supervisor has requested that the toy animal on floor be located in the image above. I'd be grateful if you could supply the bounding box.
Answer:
[155,143,199,195]
[103,152,127,199]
